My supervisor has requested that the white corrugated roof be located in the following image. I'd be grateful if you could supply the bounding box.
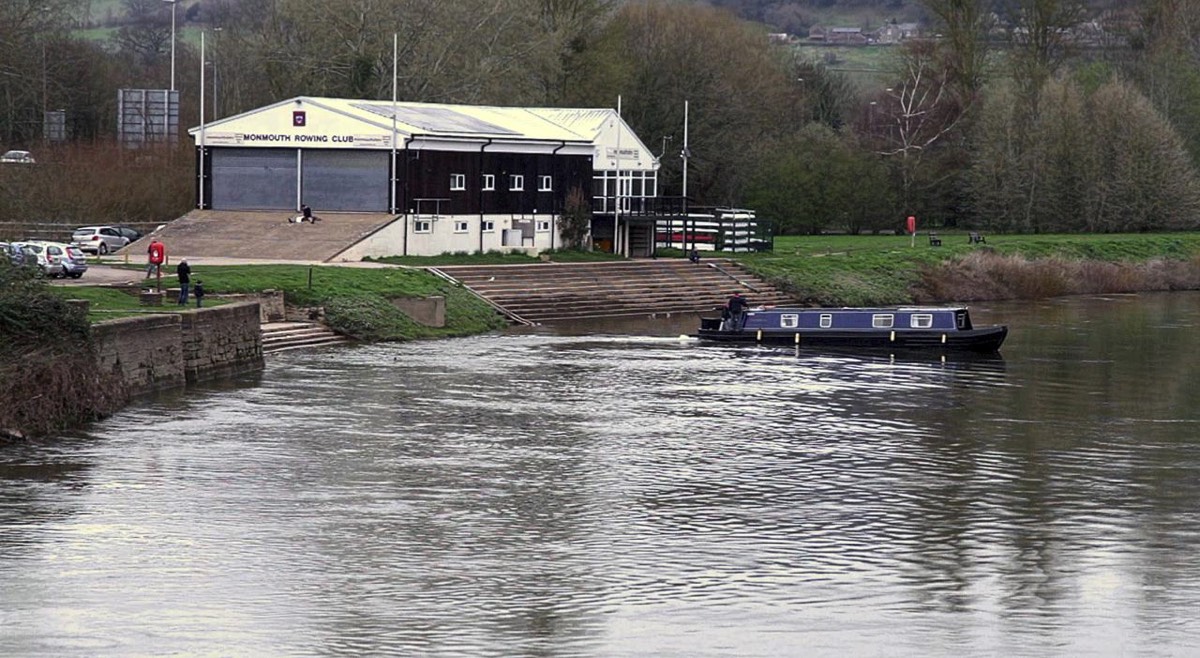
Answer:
[193,96,609,143]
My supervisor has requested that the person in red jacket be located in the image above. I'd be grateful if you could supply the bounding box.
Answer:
[145,239,166,278]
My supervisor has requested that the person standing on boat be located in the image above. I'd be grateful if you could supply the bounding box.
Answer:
[726,291,748,331]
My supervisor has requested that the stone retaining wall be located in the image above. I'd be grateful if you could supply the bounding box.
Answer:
[92,314,185,395]
[91,302,264,396]
[179,302,265,384]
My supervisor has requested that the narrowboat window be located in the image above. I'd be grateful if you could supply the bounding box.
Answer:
[536,220,551,232]
[911,314,933,328]
[482,174,495,191]
[781,314,799,329]
[872,314,894,328]
[450,173,466,191]
[482,220,495,232]
[414,220,432,233]
[510,174,524,191]
[539,175,553,191]
[454,220,469,233]
[820,314,832,328]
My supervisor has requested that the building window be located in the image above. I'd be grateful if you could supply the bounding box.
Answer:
[509,174,524,191]
[820,314,833,328]
[872,314,895,329]
[414,220,432,233]
[539,175,552,191]
[536,220,550,232]
[482,174,495,191]
[454,220,469,233]
[910,314,933,328]
[482,220,495,232]
[781,314,799,329]
[450,173,465,191]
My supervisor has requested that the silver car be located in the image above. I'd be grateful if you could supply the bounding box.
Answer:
[0,150,35,164]
[71,225,131,255]
[10,241,65,277]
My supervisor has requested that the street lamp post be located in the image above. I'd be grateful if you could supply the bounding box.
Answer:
[163,0,177,91]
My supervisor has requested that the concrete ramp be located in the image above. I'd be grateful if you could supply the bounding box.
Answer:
[128,210,399,262]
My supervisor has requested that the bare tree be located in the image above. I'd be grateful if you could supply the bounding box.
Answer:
[873,41,969,215]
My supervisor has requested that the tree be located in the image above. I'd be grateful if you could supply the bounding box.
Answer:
[557,185,592,249]
[921,0,992,99]
[871,41,969,218]
[1003,0,1088,97]
[564,2,802,206]
[968,75,1200,233]
[745,124,893,235]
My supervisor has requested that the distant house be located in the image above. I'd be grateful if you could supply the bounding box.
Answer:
[768,32,798,45]
[876,22,921,45]
[811,26,868,45]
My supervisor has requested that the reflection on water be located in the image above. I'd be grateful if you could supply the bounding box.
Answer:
[2,294,1200,656]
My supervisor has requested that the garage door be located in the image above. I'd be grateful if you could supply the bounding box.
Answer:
[301,150,389,212]
[211,149,296,210]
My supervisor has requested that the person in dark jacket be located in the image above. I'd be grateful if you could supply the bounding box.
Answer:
[726,291,748,331]
[176,260,191,305]
[194,280,205,308]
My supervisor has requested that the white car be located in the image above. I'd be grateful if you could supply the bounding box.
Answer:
[0,150,35,164]
[71,226,131,255]
[10,241,65,277]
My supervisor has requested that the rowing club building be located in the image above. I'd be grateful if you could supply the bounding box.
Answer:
[186,97,665,258]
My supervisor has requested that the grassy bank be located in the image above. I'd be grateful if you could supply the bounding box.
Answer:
[52,264,508,341]
[737,233,1200,306]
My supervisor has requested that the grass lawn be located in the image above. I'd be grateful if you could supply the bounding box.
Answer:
[51,285,230,322]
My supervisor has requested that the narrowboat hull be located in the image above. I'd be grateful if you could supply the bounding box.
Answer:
[695,306,1008,353]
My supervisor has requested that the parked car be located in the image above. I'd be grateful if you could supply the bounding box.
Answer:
[56,243,89,278]
[2,242,38,268]
[71,225,132,255]
[10,241,64,277]
[113,226,143,242]
[0,150,35,164]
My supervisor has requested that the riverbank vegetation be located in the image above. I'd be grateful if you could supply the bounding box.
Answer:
[0,262,127,440]
[742,233,1200,306]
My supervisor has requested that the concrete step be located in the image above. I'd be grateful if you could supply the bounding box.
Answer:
[261,321,351,353]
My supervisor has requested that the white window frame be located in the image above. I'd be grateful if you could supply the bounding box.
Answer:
[482,174,495,191]
[539,175,552,192]
[450,173,466,191]
[482,220,495,232]
[454,220,469,233]
[910,314,933,329]
[781,314,799,329]
[872,314,895,329]
[820,314,833,328]
[414,220,432,233]
[535,220,551,232]
[509,174,524,191]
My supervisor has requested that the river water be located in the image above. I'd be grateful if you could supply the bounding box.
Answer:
[3,293,1200,656]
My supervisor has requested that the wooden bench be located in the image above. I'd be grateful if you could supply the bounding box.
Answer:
[928,232,942,247]
[969,231,986,244]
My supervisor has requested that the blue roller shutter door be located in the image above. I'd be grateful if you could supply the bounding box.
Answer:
[211,148,297,210]
[301,150,388,212]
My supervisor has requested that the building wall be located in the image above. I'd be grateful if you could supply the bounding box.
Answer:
[333,213,557,259]
[400,150,592,216]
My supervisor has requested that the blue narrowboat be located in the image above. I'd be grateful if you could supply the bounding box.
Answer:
[697,306,1008,353]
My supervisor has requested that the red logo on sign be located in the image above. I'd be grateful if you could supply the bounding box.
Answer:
[293,111,307,127]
